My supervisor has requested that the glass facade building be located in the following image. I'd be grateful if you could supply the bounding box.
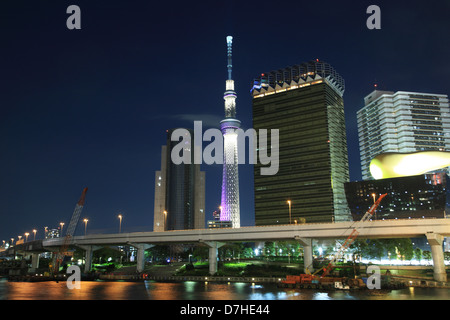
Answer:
[344,172,450,221]
[251,60,351,225]
[357,90,450,180]
[153,129,205,231]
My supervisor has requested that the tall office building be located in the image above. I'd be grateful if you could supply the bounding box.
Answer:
[357,90,450,180]
[251,60,351,225]
[153,129,205,231]
[220,36,241,228]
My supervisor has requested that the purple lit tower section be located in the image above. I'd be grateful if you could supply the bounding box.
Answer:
[220,36,241,228]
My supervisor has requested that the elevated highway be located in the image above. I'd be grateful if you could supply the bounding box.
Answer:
[38,218,450,281]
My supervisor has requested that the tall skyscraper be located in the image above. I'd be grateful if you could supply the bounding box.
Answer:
[357,90,450,180]
[153,129,205,231]
[220,36,241,228]
[251,60,351,225]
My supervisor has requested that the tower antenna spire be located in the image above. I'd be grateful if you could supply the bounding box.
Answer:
[220,35,241,228]
[226,36,233,80]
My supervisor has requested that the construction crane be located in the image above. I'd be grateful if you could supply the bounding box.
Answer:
[281,193,388,289]
[314,193,387,278]
[51,187,88,275]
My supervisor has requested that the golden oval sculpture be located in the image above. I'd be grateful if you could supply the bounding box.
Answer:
[369,151,450,179]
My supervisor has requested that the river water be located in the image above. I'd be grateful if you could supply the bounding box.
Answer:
[1,278,449,300]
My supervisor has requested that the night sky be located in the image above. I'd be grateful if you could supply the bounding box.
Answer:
[1,1,449,241]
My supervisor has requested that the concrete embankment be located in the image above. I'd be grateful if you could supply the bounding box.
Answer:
[144,274,449,288]
[391,276,450,288]
[80,262,450,288]
[6,272,450,288]
[146,275,283,284]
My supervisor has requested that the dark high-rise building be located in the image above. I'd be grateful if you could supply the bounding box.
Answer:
[345,172,450,221]
[251,60,351,225]
[153,129,205,231]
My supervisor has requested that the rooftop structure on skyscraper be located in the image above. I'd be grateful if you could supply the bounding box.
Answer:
[251,59,345,98]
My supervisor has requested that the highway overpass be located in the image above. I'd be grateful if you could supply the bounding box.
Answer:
[5,218,450,282]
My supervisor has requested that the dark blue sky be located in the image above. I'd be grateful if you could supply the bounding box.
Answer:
[1,0,449,241]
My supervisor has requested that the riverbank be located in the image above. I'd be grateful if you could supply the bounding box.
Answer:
[4,261,450,289]
[152,261,450,288]
[97,274,450,289]
[6,272,450,289]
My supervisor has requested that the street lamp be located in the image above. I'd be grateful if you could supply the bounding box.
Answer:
[83,218,89,236]
[33,229,37,241]
[24,232,29,242]
[287,200,292,224]
[163,211,167,231]
[118,214,123,233]
[371,193,377,220]
[60,222,65,236]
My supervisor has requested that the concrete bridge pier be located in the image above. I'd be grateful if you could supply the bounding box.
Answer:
[426,232,447,282]
[78,245,102,273]
[202,241,225,275]
[295,237,313,274]
[28,253,40,273]
[129,243,154,273]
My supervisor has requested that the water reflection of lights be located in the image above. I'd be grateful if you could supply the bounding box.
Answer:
[312,292,332,300]
[3,281,449,300]
[184,281,197,293]
[234,282,246,293]
[409,286,415,298]
[248,292,277,300]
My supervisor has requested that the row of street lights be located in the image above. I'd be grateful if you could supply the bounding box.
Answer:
[285,194,380,224]
[5,229,38,245]
[3,214,124,246]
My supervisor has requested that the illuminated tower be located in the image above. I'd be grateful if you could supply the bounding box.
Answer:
[220,36,241,228]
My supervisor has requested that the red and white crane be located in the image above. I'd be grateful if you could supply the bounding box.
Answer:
[51,187,88,274]
[319,193,387,277]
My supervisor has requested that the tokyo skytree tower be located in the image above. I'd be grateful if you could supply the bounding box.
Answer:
[220,36,241,228]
